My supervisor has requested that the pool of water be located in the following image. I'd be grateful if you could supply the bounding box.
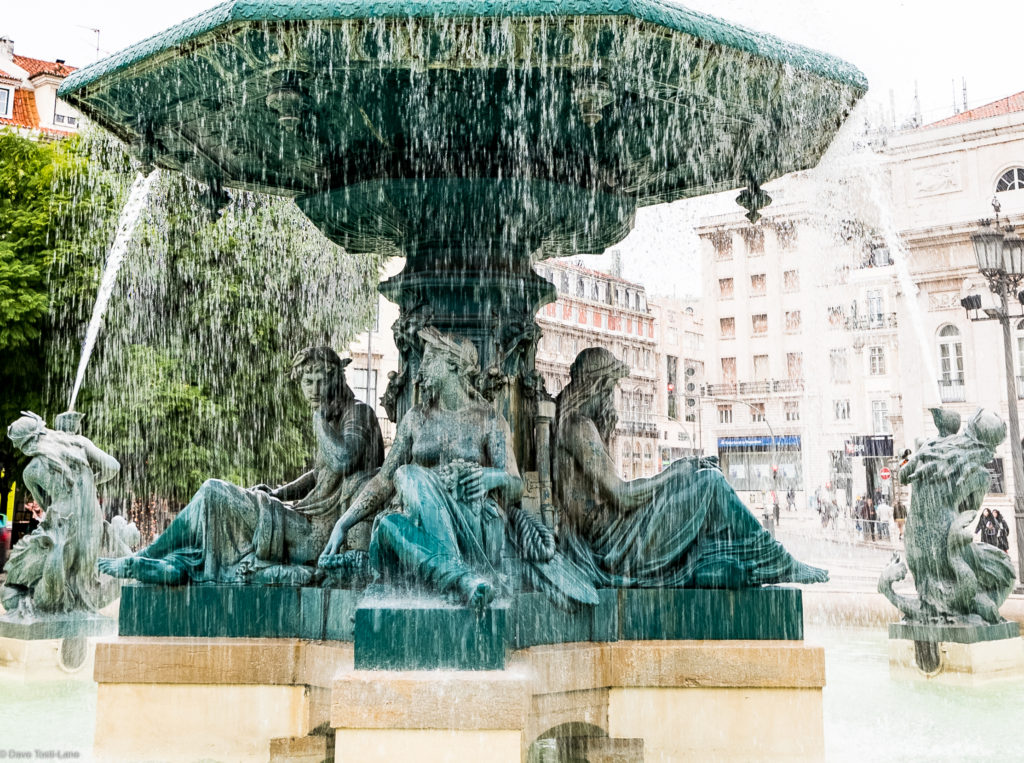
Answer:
[2,627,1021,761]
[810,625,1024,762]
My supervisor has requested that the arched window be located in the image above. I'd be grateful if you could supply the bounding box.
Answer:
[938,325,964,382]
[996,168,1024,192]
[576,278,585,297]
[937,324,964,403]
[560,272,570,292]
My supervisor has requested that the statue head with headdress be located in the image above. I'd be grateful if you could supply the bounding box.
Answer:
[417,328,484,405]
[557,347,630,445]
[7,411,47,456]
[290,346,354,418]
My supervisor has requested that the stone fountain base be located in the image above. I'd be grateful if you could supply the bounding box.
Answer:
[117,583,804,670]
[0,611,117,680]
[91,636,825,763]
[888,620,1024,682]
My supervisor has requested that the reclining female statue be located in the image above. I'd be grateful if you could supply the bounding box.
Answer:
[553,348,828,588]
[3,412,136,615]
[100,346,384,585]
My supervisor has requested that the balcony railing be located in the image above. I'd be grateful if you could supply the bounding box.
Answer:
[844,313,898,331]
[617,420,659,437]
[704,379,804,397]
[938,378,966,403]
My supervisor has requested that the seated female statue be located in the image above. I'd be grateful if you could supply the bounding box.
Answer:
[321,329,523,610]
[99,346,384,585]
[553,348,828,589]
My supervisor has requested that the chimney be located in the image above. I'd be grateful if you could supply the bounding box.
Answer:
[56,58,65,65]
[0,37,14,61]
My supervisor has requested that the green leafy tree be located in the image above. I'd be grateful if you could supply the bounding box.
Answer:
[4,128,384,522]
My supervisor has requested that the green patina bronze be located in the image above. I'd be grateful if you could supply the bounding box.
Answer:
[2,412,138,621]
[58,0,866,454]
[879,409,1017,628]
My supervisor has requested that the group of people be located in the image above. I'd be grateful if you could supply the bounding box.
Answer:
[87,334,827,609]
[975,508,1011,552]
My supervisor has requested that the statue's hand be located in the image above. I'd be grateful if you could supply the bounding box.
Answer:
[319,521,348,565]
[460,465,488,501]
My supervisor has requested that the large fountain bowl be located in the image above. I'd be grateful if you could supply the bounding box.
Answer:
[59,0,866,258]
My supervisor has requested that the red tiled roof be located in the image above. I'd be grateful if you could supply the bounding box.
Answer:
[925,91,1024,129]
[11,54,76,78]
[0,88,72,136]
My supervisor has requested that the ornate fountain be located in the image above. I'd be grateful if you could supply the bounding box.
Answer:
[53,1,866,759]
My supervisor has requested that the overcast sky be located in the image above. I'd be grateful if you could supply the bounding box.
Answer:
[5,0,1024,293]
[6,0,1024,124]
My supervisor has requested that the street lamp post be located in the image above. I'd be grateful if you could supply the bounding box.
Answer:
[964,197,1024,587]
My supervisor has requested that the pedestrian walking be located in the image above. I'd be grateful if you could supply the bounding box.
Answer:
[876,498,893,541]
[786,487,796,512]
[993,510,1011,552]
[976,508,998,547]
[893,501,907,541]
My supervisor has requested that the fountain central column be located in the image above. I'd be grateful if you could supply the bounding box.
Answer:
[379,244,555,471]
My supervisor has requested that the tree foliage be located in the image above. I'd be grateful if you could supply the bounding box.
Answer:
[2,128,383,507]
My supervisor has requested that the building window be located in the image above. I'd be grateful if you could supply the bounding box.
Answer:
[773,220,797,249]
[710,231,733,259]
[592,282,601,300]
[783,270,799,292]
[753,354,769,381]
[348,369,378,408]
[938,325,964,382]
[719,278,734,298]
[750,402,766,422]
[872,400,891,434]
[635,293,642,311]
[830,349,849,383]
[720,317,736,339]
[751,314,768,335]
[996,168,1024,193]
[869,346,886,375]
[750,274,767,295]
[834,400,851,421]
[785,401,800,421]
[721,357,736,385]
[787,352,803,380]
[718,405,733,424]
[54,113,66,124]
[867,290,884,326]
[785,310,801,332]
[560,272,570,292]
[828,305,845,328]
[741,227,765,255]
[0,87,11,118]
[986,459,1006,494]
[1016,319,1024,382]
[576,278,585,297]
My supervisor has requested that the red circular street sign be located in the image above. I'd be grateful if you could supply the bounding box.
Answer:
[880,467,892,480]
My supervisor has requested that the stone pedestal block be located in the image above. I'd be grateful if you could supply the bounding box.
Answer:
[0,612,116,680]
[889,621,1024,683]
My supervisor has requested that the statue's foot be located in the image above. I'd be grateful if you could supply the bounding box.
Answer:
[783,560,829,584]
[98,556,133,578]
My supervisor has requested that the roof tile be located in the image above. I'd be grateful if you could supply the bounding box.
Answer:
[925,91,1024,129]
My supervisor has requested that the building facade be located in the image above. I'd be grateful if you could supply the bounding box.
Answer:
[534,260,660,478]
[697,193,904,510]
[0,37,79,136]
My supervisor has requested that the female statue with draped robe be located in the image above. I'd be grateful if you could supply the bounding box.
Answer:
[553,348,829,589]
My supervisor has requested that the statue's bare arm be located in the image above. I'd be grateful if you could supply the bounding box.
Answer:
[321,411,413,557]
[466,412,523,502]
[82,437,120,485]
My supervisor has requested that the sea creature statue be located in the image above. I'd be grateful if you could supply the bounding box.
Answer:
[553,348,828,588]
[100,346,385,587]
[2,412,139,617]
[878,408,1015,624]
[321,328,597,611]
